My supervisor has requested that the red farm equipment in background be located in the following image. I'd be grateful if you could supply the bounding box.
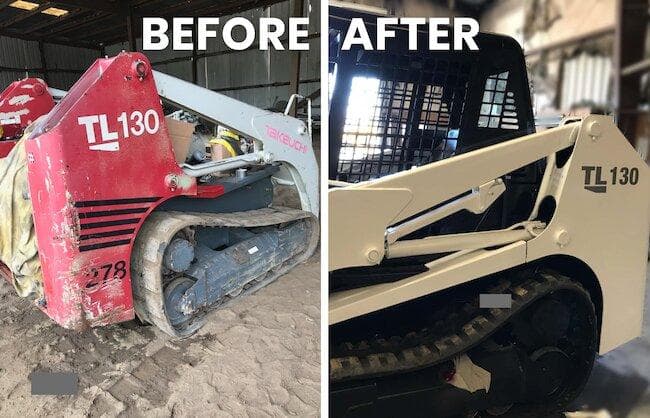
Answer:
[0,78,56,157]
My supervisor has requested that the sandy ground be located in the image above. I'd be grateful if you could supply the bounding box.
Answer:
[0,255,320,417]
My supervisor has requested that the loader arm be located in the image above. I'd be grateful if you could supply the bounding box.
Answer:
[153,71,319,216]
[329,115,650,356]
[329,121,579,271]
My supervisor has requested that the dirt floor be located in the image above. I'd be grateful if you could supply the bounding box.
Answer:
[0,255,320,417]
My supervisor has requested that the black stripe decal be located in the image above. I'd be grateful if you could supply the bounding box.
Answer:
[80,218,140,230]
[79,229,135,241]
[585,185,607,193]
[74,197,160,208]
[78,208,148,219]
[79,239,132,252]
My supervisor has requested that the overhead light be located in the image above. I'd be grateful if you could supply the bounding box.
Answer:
[41,7,69,17]
[8,1,39,11]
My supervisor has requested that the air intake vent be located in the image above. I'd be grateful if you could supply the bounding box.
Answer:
[74,197,160,252]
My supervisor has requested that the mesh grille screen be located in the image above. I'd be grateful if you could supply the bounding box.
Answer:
[477,71,520,130]
[337,60,471,182]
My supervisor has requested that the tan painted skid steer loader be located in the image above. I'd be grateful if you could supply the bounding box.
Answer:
[327,17,650,418]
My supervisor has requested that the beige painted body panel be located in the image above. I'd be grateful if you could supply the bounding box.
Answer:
[329,116,650,355]
[526,117,650,353]
[330,242,527,324]
[328,188,412,270]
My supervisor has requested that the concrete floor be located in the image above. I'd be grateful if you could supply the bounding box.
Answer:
[569,263,650,417]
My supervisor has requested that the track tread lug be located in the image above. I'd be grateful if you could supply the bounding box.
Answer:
[330,268,597,383]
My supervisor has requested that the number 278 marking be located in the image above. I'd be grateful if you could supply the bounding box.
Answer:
[85,261,127,290]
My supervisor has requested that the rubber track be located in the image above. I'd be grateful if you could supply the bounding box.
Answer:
[131,206,319,338]
[330,271,591,382]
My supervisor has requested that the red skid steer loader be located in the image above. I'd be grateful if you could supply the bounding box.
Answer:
[0,52,319,338]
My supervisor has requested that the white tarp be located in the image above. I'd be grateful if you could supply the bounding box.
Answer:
[0,129,41,297]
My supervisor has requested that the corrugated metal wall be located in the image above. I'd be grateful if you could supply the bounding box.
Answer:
[0,35,98,90]
[560,52,611,110]
[0,36,44,87]
[41,43,99,89]
[106,0,321,113]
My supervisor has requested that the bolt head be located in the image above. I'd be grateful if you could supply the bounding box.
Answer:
[165,174,178,190]
[132,60,149,79]
[32,83,45,96]
[587,120,603,138]
[367,249,381,263]
[555,229,571,248]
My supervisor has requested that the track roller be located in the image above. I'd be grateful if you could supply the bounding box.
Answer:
[131,207,319,338]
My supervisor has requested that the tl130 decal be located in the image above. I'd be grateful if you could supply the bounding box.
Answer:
[582,165,639,193]
[78,110,160,152]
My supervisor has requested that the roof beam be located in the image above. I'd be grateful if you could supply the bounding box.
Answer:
[49,0,121,14]
[81,19,126,40]
[0,27,101,50]
[134,0,283,18]
[0,2,53,29]
[8,0,287,47]
[21,8,88,35]
[40,11,107,36]
[134,0,219,17]
[189,0,285,17]
[0,0,14,11]
[104,0,279,45]
[125,1,137,51]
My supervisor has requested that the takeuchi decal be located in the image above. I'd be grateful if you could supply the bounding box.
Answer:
[266,125,308,153]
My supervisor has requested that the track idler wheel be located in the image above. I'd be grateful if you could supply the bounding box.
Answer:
[164,277,202,332]
[528,346,571,398]
[477,273,598,417]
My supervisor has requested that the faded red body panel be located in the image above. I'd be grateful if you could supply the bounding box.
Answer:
[196,184,226,198]
[0,78,54,140]
[0,140,17,158]
[25,53,199,330]
[0,261,12,285]
[0,80,55,288]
